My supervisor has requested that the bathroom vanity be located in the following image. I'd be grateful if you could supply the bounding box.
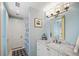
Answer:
[37,40,79,56]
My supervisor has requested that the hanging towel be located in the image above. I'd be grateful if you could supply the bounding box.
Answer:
[74,36,79,53]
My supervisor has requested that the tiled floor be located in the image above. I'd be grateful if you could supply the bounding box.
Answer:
[12,48,28,56]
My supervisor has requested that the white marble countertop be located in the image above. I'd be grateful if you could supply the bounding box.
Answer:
[37,40,79,56]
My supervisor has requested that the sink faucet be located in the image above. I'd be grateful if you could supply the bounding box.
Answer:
[53,39,61,44]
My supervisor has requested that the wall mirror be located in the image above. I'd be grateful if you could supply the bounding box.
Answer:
[53,16,65,42]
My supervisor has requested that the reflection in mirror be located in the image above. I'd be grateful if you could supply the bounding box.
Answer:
[53,16,64,42]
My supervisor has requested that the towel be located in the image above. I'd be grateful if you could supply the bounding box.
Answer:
[74,36,79,53]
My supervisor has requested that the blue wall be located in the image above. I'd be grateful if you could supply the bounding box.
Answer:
[64,3,79,45]
[45,17,50,40]
[51,3,79,45]
[2,5,8,56]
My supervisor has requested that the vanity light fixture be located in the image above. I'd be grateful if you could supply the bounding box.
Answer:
[46,14,49,18]
[64,3,70,11]
[56,5,61,14]
[51,13,53,16]
[46,3,70,18]
[56,9,60,14]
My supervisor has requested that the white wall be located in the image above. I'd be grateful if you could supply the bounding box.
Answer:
[8,17,25,49]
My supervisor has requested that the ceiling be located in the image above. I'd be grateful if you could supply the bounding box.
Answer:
[5,2,52,18]
[5,2,61,19]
